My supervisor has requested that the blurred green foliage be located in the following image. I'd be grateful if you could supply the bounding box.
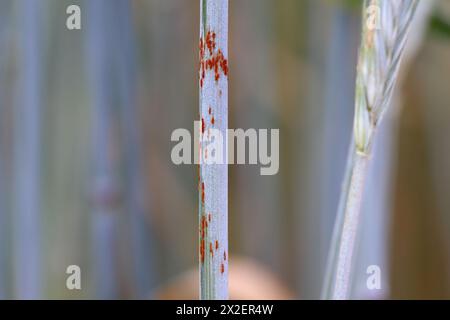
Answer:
[429,15,450,40]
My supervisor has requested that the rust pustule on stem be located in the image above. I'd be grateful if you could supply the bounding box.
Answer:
[199,30,229,88]
[199,0,228,300]
[200,239,205,263]
[201,118,206,134]
[201,182,205,204]
[200,214,209,264]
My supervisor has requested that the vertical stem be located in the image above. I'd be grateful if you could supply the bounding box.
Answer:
[13,0,44,299]
[115,0,156,298]
[0,0,11,299]
[322,146,371,300]
[332,151,369,299]
[86,0,120,299]
[199,0,229,300]
[316,5,360,299]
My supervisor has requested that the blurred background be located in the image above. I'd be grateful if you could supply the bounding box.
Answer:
[0,0,449,299]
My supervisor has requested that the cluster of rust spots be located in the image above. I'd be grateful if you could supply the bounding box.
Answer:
[199,209,227,275]
[201,118,206,134]
[221,251,227,274]
[210,242,214,258]
[200,215,207,241]
[200,214,208,263]
[205,30,216,53]
[200,239,205,263]
[199,30,229,88]
[207,106,215,126]
[201,182,205,204]
[202,106,215,161]
[207,106,215,125]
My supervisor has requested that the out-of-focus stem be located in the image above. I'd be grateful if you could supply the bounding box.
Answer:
[13,0,44,299]
[115,0,156,298]
[86,0,120,299]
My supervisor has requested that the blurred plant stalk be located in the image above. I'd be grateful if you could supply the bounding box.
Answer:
[0,0,12,299]
[86,0,121,299]
[115,0,156,297]
[198,0,229,300]
[13,0,45,299]
[322,0,419,300]
[87,0,157,298]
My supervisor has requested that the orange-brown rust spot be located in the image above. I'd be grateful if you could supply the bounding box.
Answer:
[200,213,210,265]
[208,107,212,115]
[200,239,205,263]
[211,116,215,125]
[201,182,205,204]
[200,215,207,238]
[210,242,214,257]
[201,118,205,134]
[220,263,224,274]
[215,240,219,250]
[219,50,229,77]
[199,38,204,58]
[199,30,229,88]
[200,216,205,239]
[208,213,212,222]
[206,31,216,54]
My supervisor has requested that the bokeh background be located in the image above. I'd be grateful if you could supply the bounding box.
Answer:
[0,0,449,299]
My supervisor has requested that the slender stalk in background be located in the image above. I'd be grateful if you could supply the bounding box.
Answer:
[315,4,360,299]
[86,1,120,299]
[115,0,156,298]
[13,0,45,299]
[322,0,419,300]
[0,1,13,299]
[198,0,229,300]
